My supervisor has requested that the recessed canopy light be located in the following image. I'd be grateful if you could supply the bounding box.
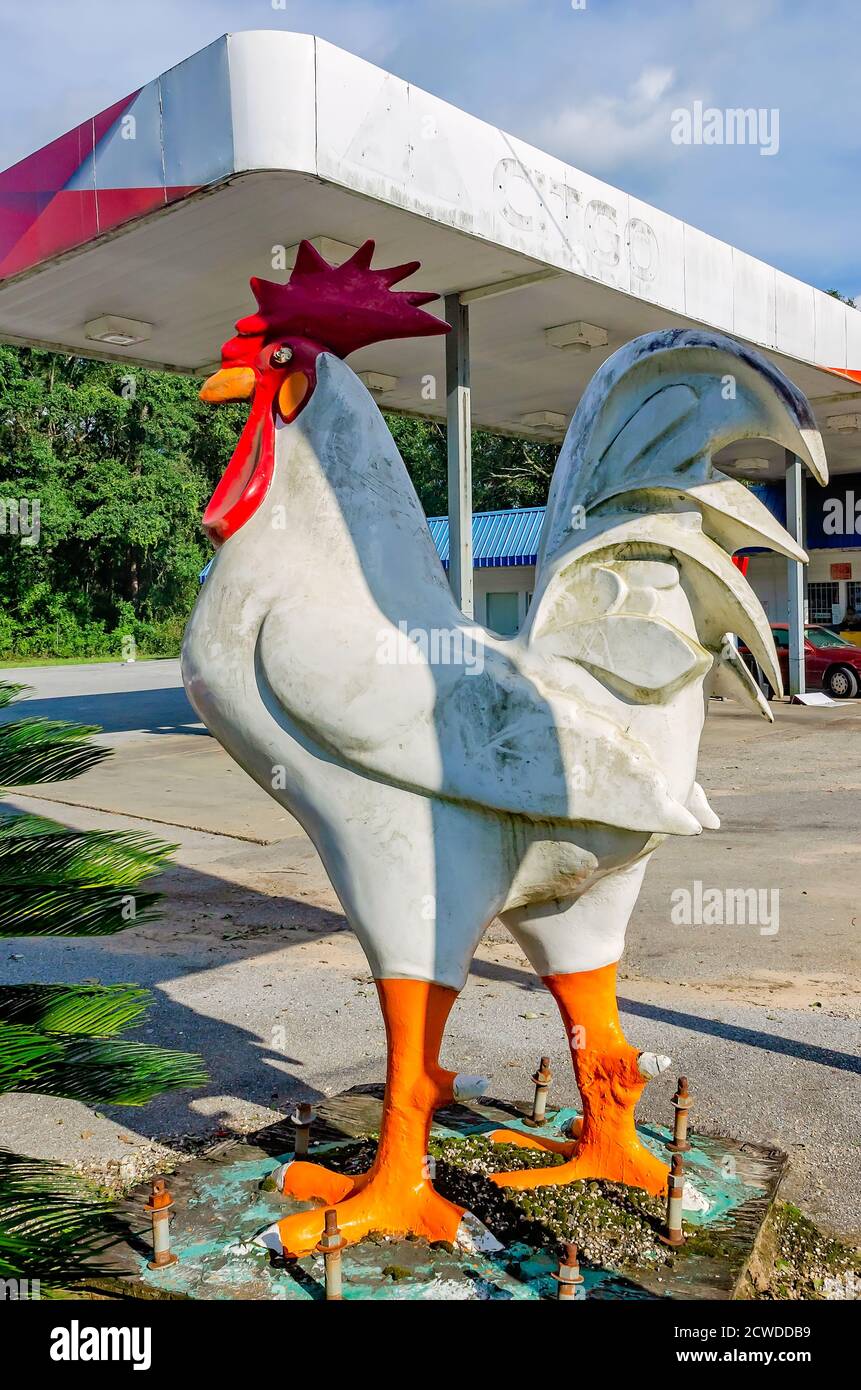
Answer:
[84,315,153,347]
[733,457,771,473]
[357,371,399,394]
[545,321,608,352]
[284,237,359,268]
[519,410,568,431]
[826,413,861,434]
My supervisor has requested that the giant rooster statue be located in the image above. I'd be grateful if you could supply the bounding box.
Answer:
[182,239,827,1259]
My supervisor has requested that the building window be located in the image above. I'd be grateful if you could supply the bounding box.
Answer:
[848,581,861,616]
[807,582,839,622]
[486,591,520,636]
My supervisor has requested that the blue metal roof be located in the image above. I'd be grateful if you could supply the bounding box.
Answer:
[428,506,545,569]
[427,479,861,571]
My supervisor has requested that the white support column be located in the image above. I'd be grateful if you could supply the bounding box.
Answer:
[785,450,806,697]
[445,293,473,618]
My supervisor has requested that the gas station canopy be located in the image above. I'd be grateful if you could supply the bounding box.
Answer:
[1,28,860,481]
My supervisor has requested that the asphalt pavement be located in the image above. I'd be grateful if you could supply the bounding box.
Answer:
[1,660,858,1238]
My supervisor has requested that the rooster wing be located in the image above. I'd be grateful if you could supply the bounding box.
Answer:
[256,332,826,840]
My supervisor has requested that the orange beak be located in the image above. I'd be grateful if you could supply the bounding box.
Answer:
[199,366,256,403]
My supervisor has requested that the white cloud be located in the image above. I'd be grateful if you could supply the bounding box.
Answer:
[535,65,695,173]
[632,66,676,104]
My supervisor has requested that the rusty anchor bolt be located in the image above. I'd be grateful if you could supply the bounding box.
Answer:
[667,1076,692,1154]
[289,1102,314,1158]
[552,1241,585,1300]
[145,1177,178,1270]
[659,1153,687,1248]
[316,1208,347,1300]
[524,1056,552,1127]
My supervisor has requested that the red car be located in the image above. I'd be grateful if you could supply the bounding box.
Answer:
[741,624,861,699]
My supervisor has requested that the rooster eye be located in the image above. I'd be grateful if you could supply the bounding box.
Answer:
[271,345,293,366]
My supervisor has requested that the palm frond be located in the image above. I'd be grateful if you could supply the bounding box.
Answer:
[0,683,28,710]
[0,1023,63,1090]
[5,1034,207,1105]
[0,984,150,1036]
[0,1150,124,1282]
[0,817,174,935]
[0,686,204,1256]
[0,827,176,886]
[0,886,162,936]
[0,812,67,838]
[0,717,110,786]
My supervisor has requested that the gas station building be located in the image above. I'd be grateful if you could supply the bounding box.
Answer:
[427,475,861,641]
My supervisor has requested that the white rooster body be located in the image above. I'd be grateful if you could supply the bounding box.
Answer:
[184,354,692,988]
[184,340,824,985]
[183,243,827,1255]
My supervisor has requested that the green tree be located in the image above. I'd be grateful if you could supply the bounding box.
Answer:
[825,288,858,308]
[0,344,245,659]
[386,413,558,516]
[0,344,558,661]
[0,680,206,1283]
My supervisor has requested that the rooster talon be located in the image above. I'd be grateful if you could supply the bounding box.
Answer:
[452,1073,489,1101]
[487,1126,577,1156]
[637,1051,672,1079]
[267,1159,357,1204]
[253,1221,285,1255]
[262,1160,292,1192]
[455,1211,504,1253]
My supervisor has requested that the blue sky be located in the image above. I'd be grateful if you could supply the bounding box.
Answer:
[1,0,857,297]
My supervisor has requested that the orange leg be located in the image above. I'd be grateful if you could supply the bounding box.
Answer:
[256,979,500,1259]
[491,964,669,1196]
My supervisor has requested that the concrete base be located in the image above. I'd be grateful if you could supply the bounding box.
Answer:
[89,1087,786,1301]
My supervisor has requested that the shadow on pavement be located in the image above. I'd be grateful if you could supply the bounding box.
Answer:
[0,686,205,737]
[1,813,857,1156]
[618,995,861,1075]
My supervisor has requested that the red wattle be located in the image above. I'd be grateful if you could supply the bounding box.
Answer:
[202,382,277,546]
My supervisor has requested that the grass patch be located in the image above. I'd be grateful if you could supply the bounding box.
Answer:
[762,1203,860,1300]
[0,657,175,669]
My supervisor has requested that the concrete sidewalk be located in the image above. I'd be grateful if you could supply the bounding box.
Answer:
[1,660,859,1238]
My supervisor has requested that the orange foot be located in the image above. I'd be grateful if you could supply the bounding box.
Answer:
[490,1042,668,1196]
[255,980,500,1261]
[255,1172,501,1260]
[269,1158,358,1205]
[490,1134,668,1194]
[489,966,672,1198]
[486,1119,581,1156]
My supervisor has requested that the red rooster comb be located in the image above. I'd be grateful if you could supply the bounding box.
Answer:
[234,239,449,358]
